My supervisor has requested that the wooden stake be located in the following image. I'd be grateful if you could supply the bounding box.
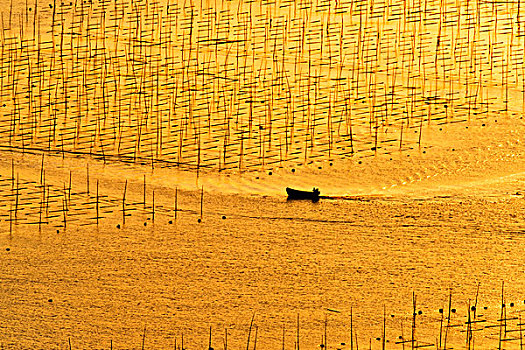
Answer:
[96,180,99,226]
[246,313,255,350]
[200,185,204,221]
[152,190,155,223]
[86,163,90,196]
[122,180,127,225]
[174,187,178,220]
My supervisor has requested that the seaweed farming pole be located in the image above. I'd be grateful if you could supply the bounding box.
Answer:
[411,292,416,350]
[86,163,90,196]
[40,153,45,185]
[122,180,127,225]
[323,314,328,350]
[62,184,67,229]
[96,179,99,226]
[518,314,523,350]
[39,170,45,232]
[152,190,155,223]
[246,313,255,350]
[443,291,452,349]
[296,313,300,350]
[382,306,386,350]
[498,282,505,350]
[199,185,203,222]
[350,307,353,350]
[174,187,178,220]
[466,300,472,350]
[14,174,19,225]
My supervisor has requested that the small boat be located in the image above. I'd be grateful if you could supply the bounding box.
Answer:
[286,187,320,202]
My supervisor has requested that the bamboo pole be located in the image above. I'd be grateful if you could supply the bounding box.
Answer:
[122,179,127,225]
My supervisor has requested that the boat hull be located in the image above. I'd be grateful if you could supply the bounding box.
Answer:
[286,187,320,202]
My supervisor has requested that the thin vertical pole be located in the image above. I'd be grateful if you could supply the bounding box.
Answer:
[86,163,90,196]
[200,185,204,221]
[174,187,178,220]
[122,180,127,225]
[96,180,99,226]
[152,190,155,223]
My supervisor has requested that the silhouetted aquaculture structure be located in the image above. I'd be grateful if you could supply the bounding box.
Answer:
[48,287,525,350]
[0,0,523,173]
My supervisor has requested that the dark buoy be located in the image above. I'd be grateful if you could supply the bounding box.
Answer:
[451,308,456,313]
[198,218,202,223]
[418,310,422,315]
[116,224,121,229]
[48,299,53,302]
[471,306,476,311]
[291,168,295,172]
[358,161,362,164]
[169,220,173,224]
[222,216,226,220]
[268,171,272,175]
[438,308,443,313]
[6,248,10,251]
[144,222,147,226]
[510,302,514,307]
[57,230,59,234]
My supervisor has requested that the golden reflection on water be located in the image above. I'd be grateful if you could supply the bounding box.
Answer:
[0,0,524,348]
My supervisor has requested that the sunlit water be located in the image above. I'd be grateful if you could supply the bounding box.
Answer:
[0,115,523,349]
[0,0,524,348]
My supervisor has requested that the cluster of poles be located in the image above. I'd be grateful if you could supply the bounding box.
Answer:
[0,0,522,172]
[0,154,207,232]
[63,286,525,350]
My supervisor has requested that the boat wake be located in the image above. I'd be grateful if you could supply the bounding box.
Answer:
[319,194,394,201]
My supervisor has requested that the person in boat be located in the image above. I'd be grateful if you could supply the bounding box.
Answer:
[312,187,320,197]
